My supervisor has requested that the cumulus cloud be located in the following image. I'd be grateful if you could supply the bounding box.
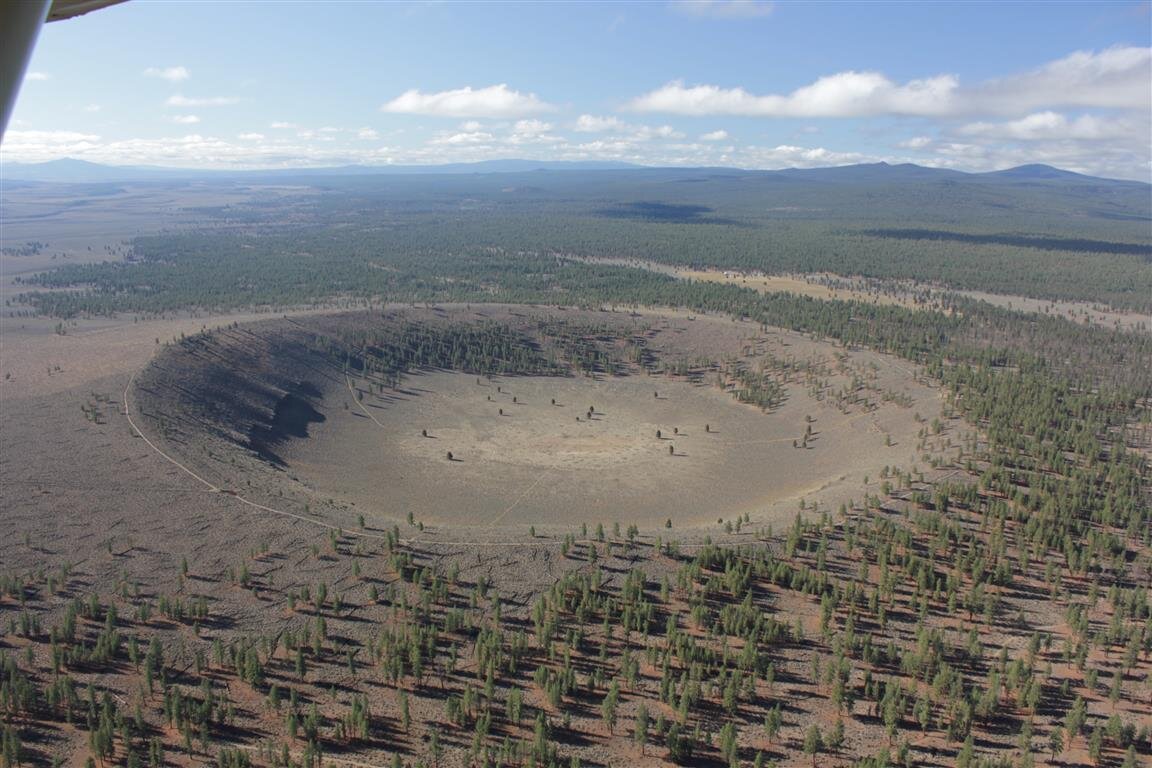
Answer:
[742,144,869,167]
[381,84,554,118]
[921,139,1148,181]
[1,130,102,162]
[357,128,380,140]
[144,66,190,82]
[629,73,958,117]
[24,72,50,82]
[511,119,553,136]
[700,129,729,141]
[4,129,98,145]
[899,136,933,149]
[957,111,1137,141]
[170,115,200,124]
[574,114,626,132]
[237,132,264,140]
[572,114,683,140]
[166,94,238,107]
[629,46,1151,118]
[507,119,561,146]
[270,121,295,129]
[670,0,774,18]
[429,130,494,146]
[427,119,561,148]
[966,46,1151,113]
[0,130,398,169]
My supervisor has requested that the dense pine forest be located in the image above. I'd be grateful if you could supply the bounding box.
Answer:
[11,167,1152,314]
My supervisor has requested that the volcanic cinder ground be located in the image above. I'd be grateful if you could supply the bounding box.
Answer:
[0,303,946,572]
[176,305,941,536]
[290,366,930,530]
[0,301,956,767]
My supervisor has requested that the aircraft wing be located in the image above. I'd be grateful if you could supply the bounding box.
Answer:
[0,0,129,142]
[48,0,129,22]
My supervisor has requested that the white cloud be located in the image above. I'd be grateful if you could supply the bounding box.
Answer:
[237,132,264,140]
[921,139,1148,181]
[966,46,1151,113]
[899,136,932,149]
[629,46,1151,118]
[170,115,201,125]
[743,144,869,168]
[572,114,683,140]
[3,129,99,145]
[507,119,561,146]
[575,114,625,132]
[381,84,554,118]
[83,104,102,113]
[430,130,494,146]
[1,130,397,169]
[700,129,729,141]
[671,0,774,18]
[144,66,190,82]
[1,130,102,162]
[270,121,295,129]
[958,111,1136,141]
[512,119,553,136]
[166,94,238,107]
[357,128,380,140]
[24,72,50,82]
[629,73,958,117]
[459,120,485,132]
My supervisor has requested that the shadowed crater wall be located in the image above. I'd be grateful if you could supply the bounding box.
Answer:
[133,318,350,466]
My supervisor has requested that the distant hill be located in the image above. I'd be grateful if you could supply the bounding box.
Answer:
[979,164,1112,183]
[2,157,1146,187]
[776,161,970,183]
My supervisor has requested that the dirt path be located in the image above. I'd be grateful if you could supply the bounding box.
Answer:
[562,255,1151,332]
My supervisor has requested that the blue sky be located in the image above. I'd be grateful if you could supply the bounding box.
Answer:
[4,0,1150,179]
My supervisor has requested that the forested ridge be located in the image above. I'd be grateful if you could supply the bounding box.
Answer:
[12,166,1152,312]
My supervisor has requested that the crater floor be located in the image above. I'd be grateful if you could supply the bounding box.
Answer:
[285,368,934,529]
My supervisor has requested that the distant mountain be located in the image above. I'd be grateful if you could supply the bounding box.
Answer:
[979,164,1113,183]
[0,157,169,183]
[1,157,1146,188]
[776,161,970,183]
